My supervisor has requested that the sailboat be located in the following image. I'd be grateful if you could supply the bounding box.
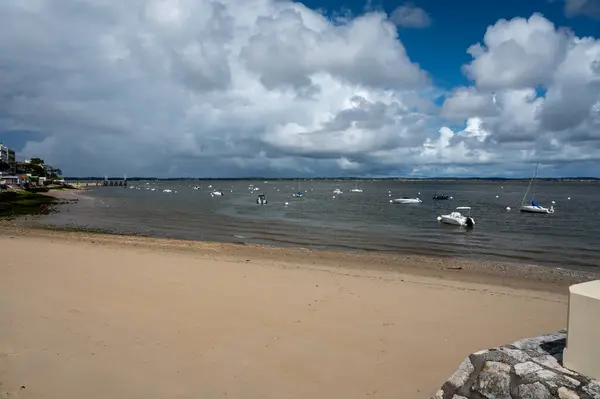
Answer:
[350,179,363,193]
[293,179,304,197]
[520,163,554,214]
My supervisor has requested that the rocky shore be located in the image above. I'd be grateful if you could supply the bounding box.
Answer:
[434,331,600,399]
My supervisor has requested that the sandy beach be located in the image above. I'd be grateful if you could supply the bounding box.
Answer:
[0,229,584,398]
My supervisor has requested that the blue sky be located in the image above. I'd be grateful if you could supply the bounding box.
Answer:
[1,0,599,177]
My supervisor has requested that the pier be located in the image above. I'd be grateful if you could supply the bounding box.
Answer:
[66,176,128,188]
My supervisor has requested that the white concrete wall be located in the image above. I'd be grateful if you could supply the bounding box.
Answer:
[564,280,600,381]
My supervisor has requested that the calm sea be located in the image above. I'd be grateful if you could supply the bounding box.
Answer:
[35,180,600,271]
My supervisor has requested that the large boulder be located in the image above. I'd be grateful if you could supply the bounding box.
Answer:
[433,331,600,399]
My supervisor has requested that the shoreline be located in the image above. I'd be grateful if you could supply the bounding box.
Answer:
[1,221,597,294]
[0,231,575,398]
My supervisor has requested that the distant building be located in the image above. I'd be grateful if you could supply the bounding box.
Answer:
[0,144,16,175]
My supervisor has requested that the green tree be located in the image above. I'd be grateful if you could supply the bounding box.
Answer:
[29,158,45,165]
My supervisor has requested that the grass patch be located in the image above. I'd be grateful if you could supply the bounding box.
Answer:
[0,190,59,218]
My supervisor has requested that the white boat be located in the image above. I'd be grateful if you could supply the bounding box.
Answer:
[520,203,554,213]
[520,163,554,214]
[333,188,343,195]
[438,207,475,227]
[211,190,224,196]
[256,194,268,205]
[162,189,173,193]
[350,179,363,193]
[392,197,422,204]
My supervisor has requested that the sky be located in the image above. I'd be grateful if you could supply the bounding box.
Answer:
[0,0,599,178]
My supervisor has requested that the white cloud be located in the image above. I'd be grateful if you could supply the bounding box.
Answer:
[436,13,600,173]
[390,3,432,28]
[462,14,568,90]
[0,2,598,177]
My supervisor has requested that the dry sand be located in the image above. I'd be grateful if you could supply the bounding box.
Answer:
[0,231,577,399]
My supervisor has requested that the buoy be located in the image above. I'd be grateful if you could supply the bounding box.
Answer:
[568,197,571,200]
[389,200,393,203]
[284,202,289,206]
[437,216,442,221]
[332,196,336,199]
[506,206,511,211]
[388,194,391,197]
[551,200,556,204]
[450,196,453,200]
[496,195,499,198]
[418,192,421,195]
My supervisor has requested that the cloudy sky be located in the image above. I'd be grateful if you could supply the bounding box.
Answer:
[1,0,599,177]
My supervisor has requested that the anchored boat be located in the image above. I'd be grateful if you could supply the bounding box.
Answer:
[438,207,475,227]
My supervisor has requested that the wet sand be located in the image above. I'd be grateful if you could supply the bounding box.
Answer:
[0,230,586,398]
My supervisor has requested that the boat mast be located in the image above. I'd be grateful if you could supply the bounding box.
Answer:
[521,162,538,204]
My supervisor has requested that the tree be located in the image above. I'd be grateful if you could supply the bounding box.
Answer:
[48,168,63,179]
[29,158,45,165]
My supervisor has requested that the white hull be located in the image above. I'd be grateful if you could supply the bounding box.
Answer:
[333,189,343,195]
[350,189,363,193]
[440,216,463,226]
[438,211,475,227]
[211,191,224,196]
[393,198,422,204]
[520,205,553,214]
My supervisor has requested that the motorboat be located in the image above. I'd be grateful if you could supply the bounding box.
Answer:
[211,190,224,196]
[392,197,422,204]
[433,195,449,200]
[520,200,554,214]
[162,189,173,193]
[293,191,304,197]
[256,194,268,205]
[437,207,475,227]
[519,163,554,214]
[333,188,343,195]
[350,180,363,192]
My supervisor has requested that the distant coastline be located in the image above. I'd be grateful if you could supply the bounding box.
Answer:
[64,176,600,183]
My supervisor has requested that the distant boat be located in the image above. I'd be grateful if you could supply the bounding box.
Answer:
[256,194,268,205]
[211,190,224,196]
[520,163,554,214]
[392,197,422,204]
[438,207,475,227]
[350,179,363,193]
[293,180,304,197]
[333,188,343,195]
[433,195,449,200]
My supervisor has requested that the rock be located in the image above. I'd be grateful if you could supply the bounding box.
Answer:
[471,361,511,399]
[515,361,543,377]
[533,355,578,376]
[583,381,600,397]
[518,382,551,399]
[435,331,600,399]
[500,347,530,363]
[512,332,566,357]
[558,387,580,399]
[447,358,475,389]
[531,370,580,389]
